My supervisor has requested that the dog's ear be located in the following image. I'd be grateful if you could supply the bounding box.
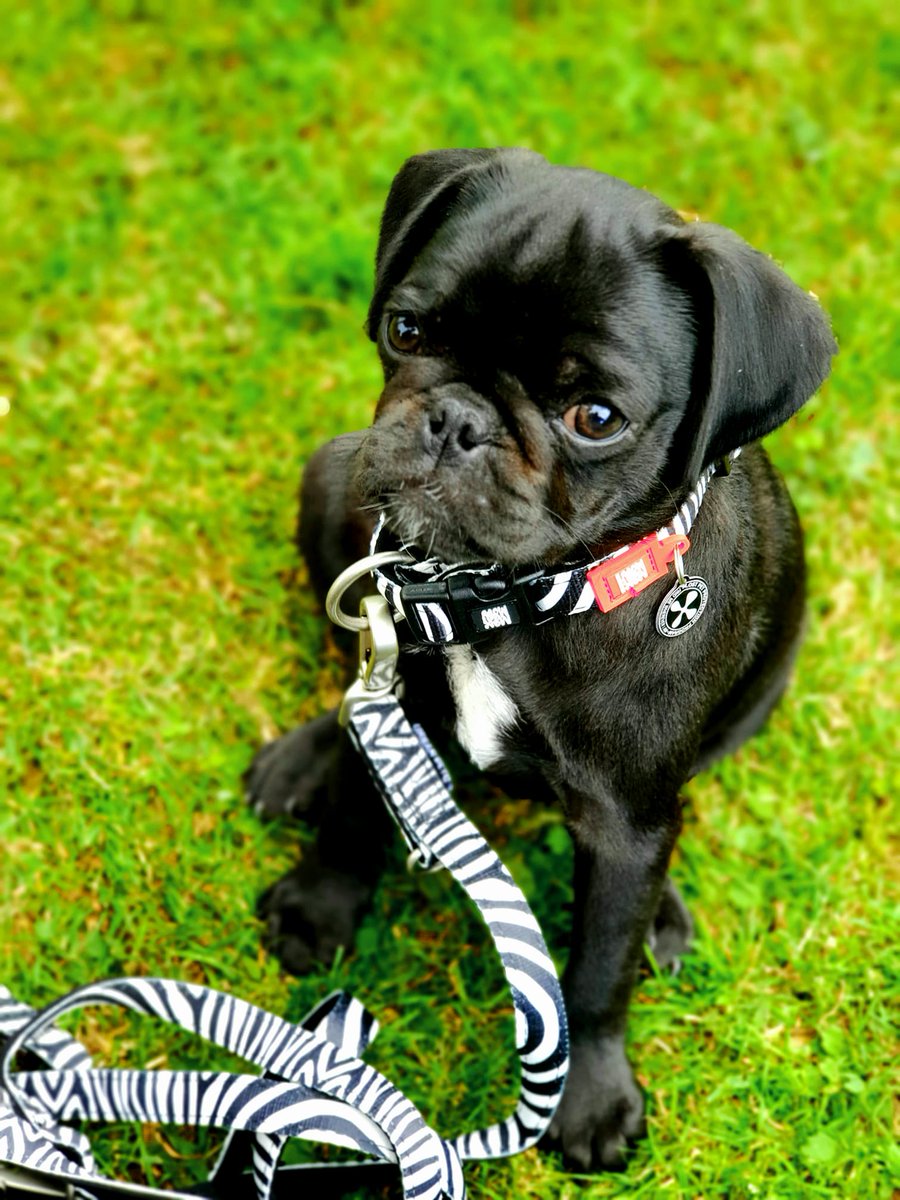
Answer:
[661,221,837,483]
[367,148,542,339]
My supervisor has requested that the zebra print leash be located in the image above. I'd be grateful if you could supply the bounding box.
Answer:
[1,573,569,1200]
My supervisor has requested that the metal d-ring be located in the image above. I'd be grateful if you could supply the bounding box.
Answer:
[325,550,414,632]
[672,542,688,586]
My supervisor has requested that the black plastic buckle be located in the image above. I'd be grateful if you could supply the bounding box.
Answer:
[401,571,527,644]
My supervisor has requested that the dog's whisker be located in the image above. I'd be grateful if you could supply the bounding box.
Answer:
[541,503,593,560]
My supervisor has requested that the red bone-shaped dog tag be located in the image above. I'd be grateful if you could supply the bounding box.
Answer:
[587,533,690,613]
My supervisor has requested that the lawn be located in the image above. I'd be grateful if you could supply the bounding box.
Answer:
[0,2,897,1197]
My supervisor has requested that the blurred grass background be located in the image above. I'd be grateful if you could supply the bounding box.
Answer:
[0,1,897,1196]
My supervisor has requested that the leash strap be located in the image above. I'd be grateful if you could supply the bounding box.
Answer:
[371,451,740,644]
[346,696,569,1161]
[0,703,568,1200]
[0,977,462,1200]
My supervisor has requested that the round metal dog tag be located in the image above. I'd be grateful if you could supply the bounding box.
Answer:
[655,577,709,637]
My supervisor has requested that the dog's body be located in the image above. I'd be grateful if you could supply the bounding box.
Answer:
[247,149,835,1171]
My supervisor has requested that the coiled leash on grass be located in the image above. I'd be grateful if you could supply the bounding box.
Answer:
[0,562,568,1200]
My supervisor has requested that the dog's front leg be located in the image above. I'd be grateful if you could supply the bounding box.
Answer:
[548,788,680,1171]
[256,726,393,974]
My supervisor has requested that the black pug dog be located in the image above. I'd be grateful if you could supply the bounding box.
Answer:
[247,148,836,1171]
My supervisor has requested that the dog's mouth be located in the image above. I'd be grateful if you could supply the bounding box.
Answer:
[376,481,500,563]
[373,478,597,569]
[355,417,584,567]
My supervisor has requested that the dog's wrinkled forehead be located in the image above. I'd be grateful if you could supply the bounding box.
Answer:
[399,217,601,354]
[378,170,677,379]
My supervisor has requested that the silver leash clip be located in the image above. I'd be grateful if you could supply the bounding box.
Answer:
[325,551,412,726]
[337,595,401,726]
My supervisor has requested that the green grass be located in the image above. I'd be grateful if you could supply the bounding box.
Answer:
[0,1,897,1196]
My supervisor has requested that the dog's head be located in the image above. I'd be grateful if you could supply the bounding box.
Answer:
[355,149,836,566]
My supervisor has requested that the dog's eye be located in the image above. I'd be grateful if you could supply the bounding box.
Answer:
[386,312,422,354]
[563,402,627,441]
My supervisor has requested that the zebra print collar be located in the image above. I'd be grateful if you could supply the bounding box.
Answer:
[372,451,740,646]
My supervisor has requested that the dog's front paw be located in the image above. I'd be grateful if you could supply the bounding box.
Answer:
[545,1038,646,1172]
[244,712,338,821]
[256,860,371,976]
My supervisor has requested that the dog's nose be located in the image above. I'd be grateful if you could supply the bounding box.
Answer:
[422,396,492,462]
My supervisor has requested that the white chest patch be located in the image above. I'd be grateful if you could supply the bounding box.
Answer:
[443,645,520,770]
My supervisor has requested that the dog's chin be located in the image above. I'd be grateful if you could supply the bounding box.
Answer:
[381,489,554,566]
[382,491,497,563]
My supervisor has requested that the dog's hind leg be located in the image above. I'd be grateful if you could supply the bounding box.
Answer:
[691,628,803,777]
[645,875,693,972]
